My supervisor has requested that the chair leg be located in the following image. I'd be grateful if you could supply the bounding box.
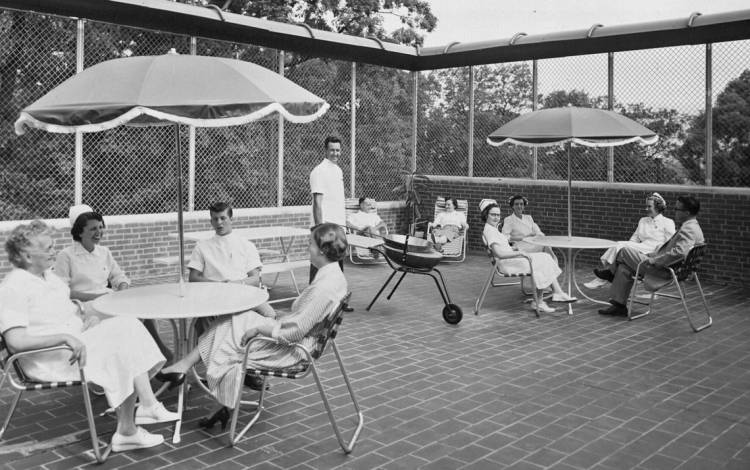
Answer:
[677,275,712,332]
[628,265,654,321]
[79,378,112,463]
[474,267,496,315]
[312,341,363,454]
[229,376,267,446]
[0,388,22,441]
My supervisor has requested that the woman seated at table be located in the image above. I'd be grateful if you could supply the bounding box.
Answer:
[481,199,576,313]
[156,223,348,430]
[502,194,555,260]
[54,205,173,363]
[431,197,468,250]
[585,192,676,288]
[0,221,179,452]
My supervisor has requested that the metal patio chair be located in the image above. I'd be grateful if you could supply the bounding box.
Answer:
[345,198,387,264]
[0,333,111,463]
[229,292,363,453]
[427,197,468,262]
[474,234,541,317]
[628,243,712,332]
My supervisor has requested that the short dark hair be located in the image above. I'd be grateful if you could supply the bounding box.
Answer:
[71,211,105,242]
[481,202,501,223]
[358,197,366,205]
[508,195,528,207]
[311,223,348,262]
[323,136,341,149]
[677,195,700,215]
[445,197,459,209]
[209,201,233,218]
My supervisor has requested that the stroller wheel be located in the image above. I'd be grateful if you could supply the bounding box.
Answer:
[442,304,463,324]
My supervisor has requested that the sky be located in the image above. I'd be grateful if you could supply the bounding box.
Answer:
[383,0,750,113]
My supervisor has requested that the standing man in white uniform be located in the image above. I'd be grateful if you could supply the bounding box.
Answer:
[309,136,353,311]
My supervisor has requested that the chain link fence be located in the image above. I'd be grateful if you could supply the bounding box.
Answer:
[1,8,749,221]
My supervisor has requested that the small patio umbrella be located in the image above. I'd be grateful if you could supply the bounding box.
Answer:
[15,50,329,286]
[487,107,658,237]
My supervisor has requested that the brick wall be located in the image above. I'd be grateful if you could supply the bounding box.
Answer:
[422,175,750,287]
[0,202,406,284]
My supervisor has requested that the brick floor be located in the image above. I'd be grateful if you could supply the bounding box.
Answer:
[1,254,749,469]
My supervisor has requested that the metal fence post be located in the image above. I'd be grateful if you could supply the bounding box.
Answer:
[74,19,84,205]
[350,62,356,197]
[468,66,474,177]
[277,50,285,206]
[607,52,614,183]
[411,71,418,173]
[188,36,197,211]
[705,43,713,187]
[532,59,538,179]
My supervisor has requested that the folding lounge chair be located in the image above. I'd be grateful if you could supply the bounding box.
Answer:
[229,292,363,453]
[345,197,387,264]
[0,334,112,463]
[628,243,712,332]
[474,234,541,317]
[427,197,468,262]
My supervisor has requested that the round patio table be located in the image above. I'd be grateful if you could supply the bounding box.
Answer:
[523,236,615,314]
[93,282,268,443]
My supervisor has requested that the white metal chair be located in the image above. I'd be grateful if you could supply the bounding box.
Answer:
[628,243,712,332]
[428,197,468,262]
[345,197,387,264]
[0,334,112,463]
[228,292,363,453]
[474,234,541,317]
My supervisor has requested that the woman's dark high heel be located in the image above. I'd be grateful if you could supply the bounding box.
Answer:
[198,406,230,431]
[154,371,186,390]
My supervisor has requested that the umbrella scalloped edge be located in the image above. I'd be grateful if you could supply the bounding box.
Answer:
[485,135,658,148]
[14,102,330,135]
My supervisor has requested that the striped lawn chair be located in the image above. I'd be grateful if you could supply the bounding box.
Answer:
[229,292,363,453]
[0,334,111,463]
[428,197,468,262]
[474,234,542,318]
[345,198,387,264]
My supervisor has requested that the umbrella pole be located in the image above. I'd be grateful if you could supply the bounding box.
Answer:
[175,123,185,296]
[567,143,572,238]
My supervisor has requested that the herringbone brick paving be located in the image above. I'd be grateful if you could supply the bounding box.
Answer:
[1,255,749,469]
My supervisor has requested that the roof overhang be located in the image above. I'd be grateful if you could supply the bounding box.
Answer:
[3,0,750,71]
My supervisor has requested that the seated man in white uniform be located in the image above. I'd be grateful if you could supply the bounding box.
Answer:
[347,197,387,237]
[188,202,275,332]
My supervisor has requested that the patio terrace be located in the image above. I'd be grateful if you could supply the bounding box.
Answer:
[2,257,749,470]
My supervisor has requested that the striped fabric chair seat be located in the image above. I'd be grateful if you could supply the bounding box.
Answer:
[227,293,363,453]
[345,198,387,264]
[0,334,111,463]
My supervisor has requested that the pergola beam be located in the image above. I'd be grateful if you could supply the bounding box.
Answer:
[2,0,749,71]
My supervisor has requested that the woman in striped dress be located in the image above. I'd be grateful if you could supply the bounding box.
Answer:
[157,223,348,428]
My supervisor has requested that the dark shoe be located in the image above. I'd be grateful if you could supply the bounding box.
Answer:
[342,303,354,312]
[244,374,268,391]
[154,371,186,390]
[593,268,614,283]
[598,302,628,317]
[198,406,230,431]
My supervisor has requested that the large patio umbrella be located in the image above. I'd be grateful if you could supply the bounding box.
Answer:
[487,107,657,237]
[15,50,329,286]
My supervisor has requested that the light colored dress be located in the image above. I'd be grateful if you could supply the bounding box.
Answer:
[0,268,164,408]
[433,210,466,241]
[600,214,676,266]
[197,261,347,407]
[187,232,262,282]
[502,213,546,253]
[484,224,561,290]
[54,242,130,296]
